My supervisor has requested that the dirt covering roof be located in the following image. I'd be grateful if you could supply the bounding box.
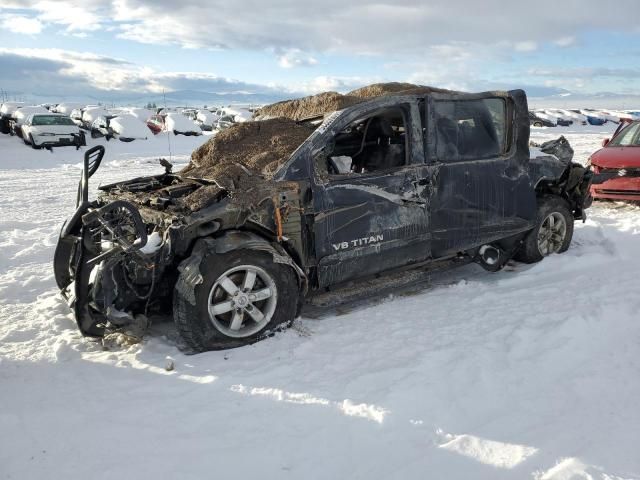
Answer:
[179,82,452,210]
[255,82,452,121]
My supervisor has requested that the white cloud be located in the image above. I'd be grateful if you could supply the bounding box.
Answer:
[277,49,318,69]
[554,36,576,47]
[1,14,43,34]
[514,41,538,52]
[3,0,639,55]
[292,76,377,94]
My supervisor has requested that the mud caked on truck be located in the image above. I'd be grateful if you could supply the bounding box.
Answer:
[54,83,593,351]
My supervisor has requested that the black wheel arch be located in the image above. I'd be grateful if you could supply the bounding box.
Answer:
[177,230,308,298]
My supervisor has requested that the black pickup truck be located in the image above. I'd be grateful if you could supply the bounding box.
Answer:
[54,88,592,351]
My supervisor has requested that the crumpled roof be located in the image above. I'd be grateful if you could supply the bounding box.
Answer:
[179,82,451,210]
[255,82,452,120]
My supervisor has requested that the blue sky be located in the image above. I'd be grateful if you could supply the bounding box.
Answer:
[1,1,639,103]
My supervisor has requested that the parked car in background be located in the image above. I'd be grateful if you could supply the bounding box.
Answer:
[127,108,153,121]
[146,112,201,135]
[82,107,110,130]
[215,114,236,131]
[573,110,607,126]
[9,106,49,137]
[21,113,85,149]
[541,109,573,126]
[53,102,85,115]
[92,114,150,142]
[195,109,216,131]
[0,102,25,134]
[555,109,588,125]
[529,111,556,127]
[589,119,640,201]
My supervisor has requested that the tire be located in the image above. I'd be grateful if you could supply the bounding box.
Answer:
[173,249,299,351]
[515,196,574,264]
[533,121,543,127]
[29,134,41,149]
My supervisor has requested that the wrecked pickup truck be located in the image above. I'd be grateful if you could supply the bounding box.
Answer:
[54,85,593,351]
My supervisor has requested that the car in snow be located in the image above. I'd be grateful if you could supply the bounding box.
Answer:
[195,110,217,131]
[21,113,85,149]
[0,102,25,134]
[146,113,202,136]
[91,114,150,142]
[8,106,50,137]
[52,102,85,115]
[529,111,556,128]
[589,119,640,201]
[54,86,593,351]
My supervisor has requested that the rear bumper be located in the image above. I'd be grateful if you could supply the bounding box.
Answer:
[591,176,640,201]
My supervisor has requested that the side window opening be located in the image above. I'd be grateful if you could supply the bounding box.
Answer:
[435,98,507,162]
[322,107,408,175]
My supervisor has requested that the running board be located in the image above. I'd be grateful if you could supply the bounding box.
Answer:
[304,256,471,311]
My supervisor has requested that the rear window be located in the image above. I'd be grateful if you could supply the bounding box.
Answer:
[434,98,507,162]
[610,122,640,147]
[32,115,75,126]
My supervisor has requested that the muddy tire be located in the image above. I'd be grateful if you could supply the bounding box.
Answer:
[173,249,298,352]
[515,196,573,264]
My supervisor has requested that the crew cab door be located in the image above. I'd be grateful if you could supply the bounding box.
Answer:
[310,99,432,287]
[425,90,536,257]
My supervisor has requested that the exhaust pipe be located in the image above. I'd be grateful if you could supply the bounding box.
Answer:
[476,245,503,272]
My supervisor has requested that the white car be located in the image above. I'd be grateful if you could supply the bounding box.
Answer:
[165,112,202,136]
[11,106,50,136]
[21,113,85,149]
[195,110,216,131]
[53,102,85,115]
[92,114,150,142]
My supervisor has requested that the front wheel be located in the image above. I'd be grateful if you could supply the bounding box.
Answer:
[515,196,574,264]
[29,134,40,149]
[173,249,299,351]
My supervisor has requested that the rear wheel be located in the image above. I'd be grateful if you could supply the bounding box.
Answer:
[173,249,298,351]
[515,196,573,263]
[533,121,543,127]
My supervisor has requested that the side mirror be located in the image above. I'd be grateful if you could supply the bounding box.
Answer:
[602,138,610,147]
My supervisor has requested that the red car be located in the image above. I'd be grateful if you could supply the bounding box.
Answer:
[589,119,640,201]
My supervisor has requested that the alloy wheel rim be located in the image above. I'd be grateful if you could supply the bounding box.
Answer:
[207,265,277,338]
[537,212,567,256]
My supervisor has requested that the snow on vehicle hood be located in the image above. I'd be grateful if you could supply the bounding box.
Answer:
[196,110,215,125]
[83,108,110,123]
[110,115,150,139]
[165,113,200,132]
[128,108,153,121]
[54,103,84,114]
[1,102,25,116]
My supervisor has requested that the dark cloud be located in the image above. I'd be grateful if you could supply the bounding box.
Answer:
[0,49,284,102]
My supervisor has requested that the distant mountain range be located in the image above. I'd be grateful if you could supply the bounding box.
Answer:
[3,86,639,110]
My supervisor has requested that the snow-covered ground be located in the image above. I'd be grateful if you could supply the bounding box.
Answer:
[1,125,639,480]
